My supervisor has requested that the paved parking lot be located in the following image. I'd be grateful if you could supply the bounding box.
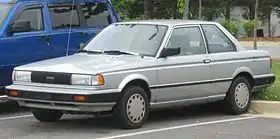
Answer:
[0,102,280,139]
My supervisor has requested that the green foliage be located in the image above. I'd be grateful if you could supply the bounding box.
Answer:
[110,0,280,21]
[242,20,255,37]
[221,20,238,37]
[177,0,185,14]
[111,0,138,20]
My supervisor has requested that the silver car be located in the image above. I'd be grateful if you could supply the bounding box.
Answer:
[6,20,275,129]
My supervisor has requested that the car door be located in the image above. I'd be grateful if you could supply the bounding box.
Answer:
[46,3,83,56]
[0,3,55,86]
[200,24,239,94]
[154,25,213,102]
[46,1,112,56]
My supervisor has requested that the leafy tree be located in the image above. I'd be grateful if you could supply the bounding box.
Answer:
[111,0,280,24]
[221,20,239,37]
[111,0,138,20]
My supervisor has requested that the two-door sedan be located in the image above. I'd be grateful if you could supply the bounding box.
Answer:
[6,20,275,129]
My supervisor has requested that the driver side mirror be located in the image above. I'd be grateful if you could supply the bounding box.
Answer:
[8,20,31,35]
[159,47,181,58]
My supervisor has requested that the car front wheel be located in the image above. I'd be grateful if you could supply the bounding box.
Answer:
[114,85,149,129]
[32,109,63,122]
[225,76,252,114]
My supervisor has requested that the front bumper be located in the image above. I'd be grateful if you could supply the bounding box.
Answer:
[0,88,9,103]
[0,95,8,103]
[6,84,120,112]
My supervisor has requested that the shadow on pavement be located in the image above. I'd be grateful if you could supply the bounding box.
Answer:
[39,101,229,130]
[0,101,29,115]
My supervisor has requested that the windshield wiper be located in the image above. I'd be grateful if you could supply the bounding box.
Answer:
[103,50,138,55]
[148,25,159,40]
[77,49,103,54]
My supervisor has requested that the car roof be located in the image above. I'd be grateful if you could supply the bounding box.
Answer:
[115,19,219,27]
[0,0,109,4]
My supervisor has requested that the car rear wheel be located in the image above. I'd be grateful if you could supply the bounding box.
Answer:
[32,109,63,122]
[114,85,149,129]
[225,76,252,114]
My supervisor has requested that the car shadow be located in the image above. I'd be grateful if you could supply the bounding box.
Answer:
[38,101,231,130]
[1,100,238,134]
[0,101,27,114]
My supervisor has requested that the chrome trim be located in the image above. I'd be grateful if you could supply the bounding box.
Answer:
[0,95,7,99]
[13,81,102,90]
[212,56,270,63]
[6,84,119,95]
[9,97,116,112]
[253,73,275,79]
[198,25,209,54]
[149,78,232,89]
[8,97,116,106]
[150,94,226,107]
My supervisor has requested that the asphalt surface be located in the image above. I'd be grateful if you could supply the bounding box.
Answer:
[0,102,280,139]
[245,46,280,59]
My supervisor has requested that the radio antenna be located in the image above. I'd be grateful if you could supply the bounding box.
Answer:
[66,0,75,56]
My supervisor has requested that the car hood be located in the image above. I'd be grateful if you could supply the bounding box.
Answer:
[15,53,155,74]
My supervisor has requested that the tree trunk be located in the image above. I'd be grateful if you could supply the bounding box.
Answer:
[143,0,152,19]
[171,0,179,19]
[183,0,190,19]
[199,0,202,20]
[249,5,255,20]
[268,11,271,37]
[225,5,231,20]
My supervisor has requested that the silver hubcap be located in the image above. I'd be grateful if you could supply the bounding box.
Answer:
[126,94,146,124]
[234,83,250,109]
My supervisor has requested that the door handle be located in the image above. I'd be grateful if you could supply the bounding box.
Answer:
[78,32,88,37]
[203,59,211,63]
[38,36,50,41]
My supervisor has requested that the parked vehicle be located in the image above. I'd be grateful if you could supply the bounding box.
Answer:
[6,20,275,129]
[0,0,120,100]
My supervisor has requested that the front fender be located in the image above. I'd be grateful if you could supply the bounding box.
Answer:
[118,74,150,92]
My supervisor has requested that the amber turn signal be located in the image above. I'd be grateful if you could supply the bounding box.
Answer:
[9,90,19,97]
[74,95,86,101]
[97,74,105,85]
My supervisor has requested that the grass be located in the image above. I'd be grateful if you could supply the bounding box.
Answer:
[253,62,280,101]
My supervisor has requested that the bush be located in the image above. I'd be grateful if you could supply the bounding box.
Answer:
[221,20,238,37]
[242,20,255,37]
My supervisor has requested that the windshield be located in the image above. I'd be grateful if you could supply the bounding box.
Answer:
[84,23,168,56]
[0,4,13,27]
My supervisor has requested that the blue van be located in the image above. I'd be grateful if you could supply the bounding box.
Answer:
[0,0,120,100]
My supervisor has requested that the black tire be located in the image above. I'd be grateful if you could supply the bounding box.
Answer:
[114,85,149,129]
[32,109,63,123]
[225,76,252,114]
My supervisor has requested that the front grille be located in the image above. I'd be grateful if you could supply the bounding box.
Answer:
[31,71,71,85]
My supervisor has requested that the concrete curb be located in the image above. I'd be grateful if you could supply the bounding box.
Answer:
[239,41,280,47]
[249,100,280,114]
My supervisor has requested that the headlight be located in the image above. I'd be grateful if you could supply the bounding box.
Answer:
[71,74,104,86]
[13,70,31,82]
